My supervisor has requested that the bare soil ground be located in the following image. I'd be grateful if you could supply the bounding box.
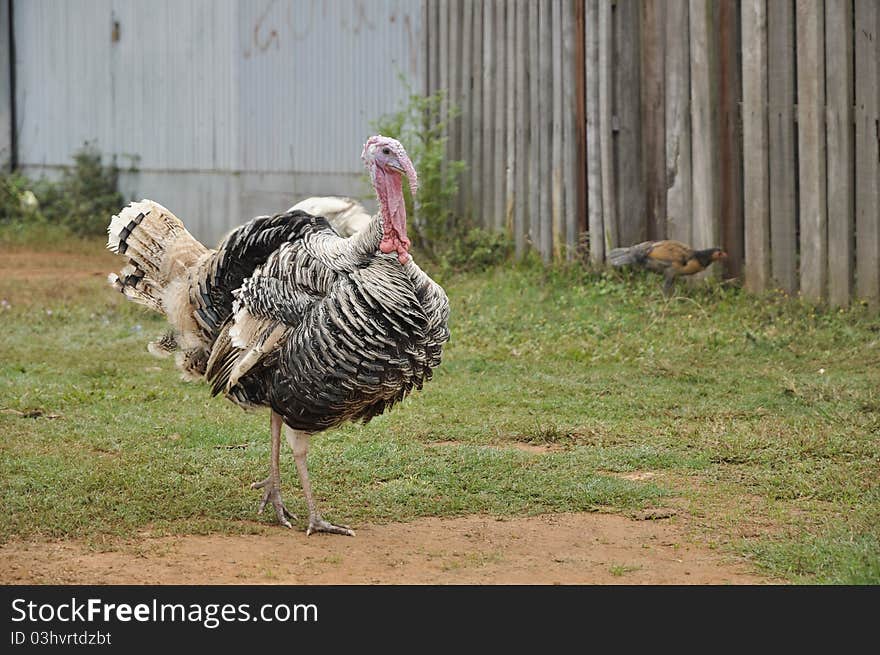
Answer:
[0,250,120,306]
[0,513,770,585]
[0,250,118,279]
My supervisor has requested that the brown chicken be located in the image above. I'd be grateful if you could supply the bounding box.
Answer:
[608,240,727,296]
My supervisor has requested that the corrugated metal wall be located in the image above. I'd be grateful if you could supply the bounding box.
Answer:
[12,0,425,243]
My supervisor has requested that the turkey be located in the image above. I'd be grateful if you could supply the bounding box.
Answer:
[289,196,371,237]
[608,239,727,296]
[107,135,450,535]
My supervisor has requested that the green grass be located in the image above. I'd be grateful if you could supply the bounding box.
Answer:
[609,563,642,577]
[1,237,878,583]
[0,221,93,253]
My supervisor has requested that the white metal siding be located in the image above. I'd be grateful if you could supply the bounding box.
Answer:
[13,0,424,242]
[235,0,423,173]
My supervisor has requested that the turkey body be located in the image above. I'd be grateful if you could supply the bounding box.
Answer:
[108,135,447,534]
[205,211,449,433]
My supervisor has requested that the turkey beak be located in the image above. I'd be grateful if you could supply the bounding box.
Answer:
[386,159,406,175]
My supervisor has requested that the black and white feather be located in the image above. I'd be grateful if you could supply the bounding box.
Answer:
[108,202,448,433]
[204,211,449,431]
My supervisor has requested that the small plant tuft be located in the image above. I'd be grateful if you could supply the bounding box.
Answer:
[0,142,130,237]
[38,143,126,236]
[442,227,514,272]
[371,79,511,271]
[0,170,43,224]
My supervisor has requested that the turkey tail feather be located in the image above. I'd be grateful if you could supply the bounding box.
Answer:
[107,270,163,313]
[107,200,208,312]
[190,210,327,337]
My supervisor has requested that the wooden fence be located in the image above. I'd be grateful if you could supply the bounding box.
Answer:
[424,0,880,306]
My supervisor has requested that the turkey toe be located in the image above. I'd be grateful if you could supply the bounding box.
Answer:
[306,516,355,537]
[251,477,296,528]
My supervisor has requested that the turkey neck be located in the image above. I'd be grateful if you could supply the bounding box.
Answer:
[374,167,411,264]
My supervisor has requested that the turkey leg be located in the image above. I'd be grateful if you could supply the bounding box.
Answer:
[251,410,296,528]
[285,427,355,536]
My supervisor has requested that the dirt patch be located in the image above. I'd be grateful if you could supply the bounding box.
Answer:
[0,250,118,281]
[0,249,121,307]
[0,513,773,585]
[503,442,564,454]
[614,471,658,482]
[429,440,563,454]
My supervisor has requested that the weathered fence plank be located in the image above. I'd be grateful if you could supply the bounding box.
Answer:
[505,1,516,235]
[552,0,564,257]
[796,0,827,302]
[719,0,743,280]
[665,0,692,247]
[514,0,528,254]
[539,0,553,259]
[459,0,473,216]
[641,0,666,242]
[825,0,854,307]
[419,0,430,97]
[428,0,439,96]
[767,0,797,293]
[689,0,719,254]
[439,0,449,166]
[563,0,580,257]
[614,0,643,247]
[855,0,880,304]
[574,1,587,247]
[528,0,541,249]
[441,0,462,227]
[742,0,770,293]
[447,0,461,167]
[471,0,483,222]
[439,0,448,127]
[481,0,495,226]
[598,0,618,251]
[586,0,604,262]
[493,0,506,232]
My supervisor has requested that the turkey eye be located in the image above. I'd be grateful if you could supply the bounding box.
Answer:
[381,147,391,155]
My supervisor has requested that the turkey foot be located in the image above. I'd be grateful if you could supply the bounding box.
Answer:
[287,427,355,537]
[251,477,295,528]
[307,514,355,537]
[252,410,294,528]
